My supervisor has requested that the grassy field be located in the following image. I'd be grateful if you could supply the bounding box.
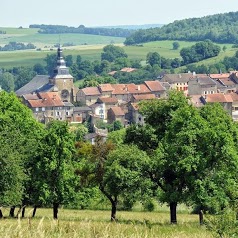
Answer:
[0,27,236,69]
[0,207,213,238]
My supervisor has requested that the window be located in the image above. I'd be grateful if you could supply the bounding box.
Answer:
[42,107,45,112]
[35,107,39,112]
[56,111,60,116]
[66,111,69,116]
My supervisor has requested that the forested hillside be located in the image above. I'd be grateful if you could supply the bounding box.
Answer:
[125,11,238,45]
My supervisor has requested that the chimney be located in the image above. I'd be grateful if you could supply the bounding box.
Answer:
[137,85,140,91]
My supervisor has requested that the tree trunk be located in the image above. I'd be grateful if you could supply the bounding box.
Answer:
[53,202,59,219]
[16,206,22,218]
[9,206,15,218]
[170,202,177,224]
[32,205,37,218]
[111,200,117,222]
[199,209,204,225]
[0,209,3,219]
[22,206,26,218]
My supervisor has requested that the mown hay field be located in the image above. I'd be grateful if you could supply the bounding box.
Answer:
[0,208,212,238]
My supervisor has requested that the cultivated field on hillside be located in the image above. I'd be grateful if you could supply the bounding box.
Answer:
[0,27,236,69]
[0,208,212,238]
[0,27,125,46]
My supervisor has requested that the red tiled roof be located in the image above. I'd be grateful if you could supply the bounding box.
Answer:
[99,84,114,92]
[28,92,64,108]
[218,78,236,86]
[82,87,101,96]
[205,93,233,103]
[133,94,156,101]
[111,83,150,95]
[229,92,238,102]
[209,73,230,79]
[111,84,131,95]
[109,106,124,116]
[98,96,118,104]
[144,80,165,91]
[23,93,39,100]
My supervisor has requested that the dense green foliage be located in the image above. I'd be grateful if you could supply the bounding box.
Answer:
[29,24,134,37]
[180,40,220,64]
[101,44,128,62]
[125,11,238,45]
[0,92,43,207]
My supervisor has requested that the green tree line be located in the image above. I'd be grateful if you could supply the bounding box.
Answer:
[29,24,134,37]
[0,42,36,51]
[1,90,238,225]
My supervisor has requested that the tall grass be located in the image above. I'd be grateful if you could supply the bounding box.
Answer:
[0,208,213,238]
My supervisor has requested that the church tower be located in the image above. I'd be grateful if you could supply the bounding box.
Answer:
[49,47,75,102]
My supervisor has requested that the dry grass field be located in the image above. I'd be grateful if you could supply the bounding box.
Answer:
[0,208,213,238]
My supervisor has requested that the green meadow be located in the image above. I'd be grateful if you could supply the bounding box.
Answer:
[0,27,236,69]
[0,208,212,238]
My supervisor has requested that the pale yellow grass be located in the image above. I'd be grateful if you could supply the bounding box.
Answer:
[0,208,213,238]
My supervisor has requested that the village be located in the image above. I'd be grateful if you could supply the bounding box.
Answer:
[15,46,238,142]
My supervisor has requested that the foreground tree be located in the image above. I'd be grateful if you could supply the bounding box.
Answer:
[0,92,43,217]
[32,121,78,219]
[128,91,238,224]
[96,141,149,221]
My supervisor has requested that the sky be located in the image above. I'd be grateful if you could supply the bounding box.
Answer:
[2,0,238,28]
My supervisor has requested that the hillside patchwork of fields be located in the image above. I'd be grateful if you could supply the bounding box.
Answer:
[0,27,237,69]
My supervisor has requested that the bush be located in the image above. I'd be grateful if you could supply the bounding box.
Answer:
[204,209,238,238]
[143,200,155,212]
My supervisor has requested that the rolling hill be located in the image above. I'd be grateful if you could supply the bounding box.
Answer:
[124,11,238,45]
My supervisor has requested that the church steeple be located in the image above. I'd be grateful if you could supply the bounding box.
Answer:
[56,46,66,67]
[49,46,75,103]
[52,46,70,77]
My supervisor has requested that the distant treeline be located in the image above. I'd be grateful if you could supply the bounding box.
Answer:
[125,11,238,45]
[0,42,36,51]
[29,24,134,37]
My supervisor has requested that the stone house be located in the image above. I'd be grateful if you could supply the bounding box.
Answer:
[160,73,194,95]
[229,92,238,121]
[107,106,125,124]
[25,92,74,123]
[188,75,217,96]
[127,102,145,125]
[72,106,92,123]
[144,80,166,98]
[76,87,101,106]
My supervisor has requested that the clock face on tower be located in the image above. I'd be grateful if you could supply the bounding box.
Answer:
[61,89,69,98]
